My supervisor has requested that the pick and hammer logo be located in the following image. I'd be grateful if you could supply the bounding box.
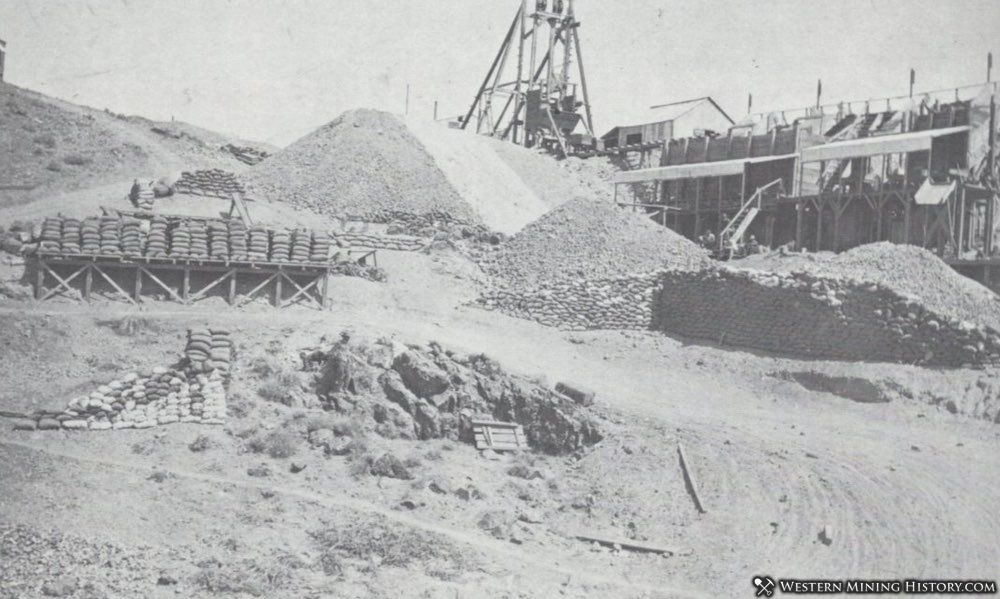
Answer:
[754,575,775,597]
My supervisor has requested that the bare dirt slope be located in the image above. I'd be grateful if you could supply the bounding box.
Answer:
[0,84,271,207]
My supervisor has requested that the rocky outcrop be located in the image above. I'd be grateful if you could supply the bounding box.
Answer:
[304,337,603,454]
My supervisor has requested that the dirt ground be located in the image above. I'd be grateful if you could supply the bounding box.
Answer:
[2,240,998,598]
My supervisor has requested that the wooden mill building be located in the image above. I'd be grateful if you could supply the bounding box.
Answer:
[613,83,999,274]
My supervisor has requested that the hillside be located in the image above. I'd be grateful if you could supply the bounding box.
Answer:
[0,84,273,207]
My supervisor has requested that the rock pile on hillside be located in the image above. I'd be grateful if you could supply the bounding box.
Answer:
[242,109,478,224]
[301,335,603,454]
[480,198,709,287]
[735,242,1000,330]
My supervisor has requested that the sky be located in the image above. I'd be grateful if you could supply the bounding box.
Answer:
[1,0,998,146]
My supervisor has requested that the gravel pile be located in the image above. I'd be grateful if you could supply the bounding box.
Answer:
[735,242,1000,330]
[480,198,710,287]
[242,109,477,224]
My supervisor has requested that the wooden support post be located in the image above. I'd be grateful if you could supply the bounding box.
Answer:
[84,264,93,302]
[182,266,190,303]
[831,198,841,252]
[694,179,703,237]
[229,271,237,305]
[904,197,912,244]
[795,201,804,249]
[35,259,44,300]
[274,272,282,307]
[134,267,143,302]
[321,271,330,310]
[816,199,824,250]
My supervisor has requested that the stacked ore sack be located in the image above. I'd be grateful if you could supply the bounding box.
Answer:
[270,228,292,262]
[184,328,234,375]
[228,220,248,261]
[146,216,169,257]
[81,217,101,254]
[136,187,155,211]
[40,218,61,253]
[291,228,311,263]
[208,220,229,261]
[248,226,269,261]
[99,216,121,255]
[60,218,82,254]
[311,231,332,262]
[120,217,143,257]
[39,367,228,430]
[169,221,191,258]
[189,221,209,259]
[173,169,245,198]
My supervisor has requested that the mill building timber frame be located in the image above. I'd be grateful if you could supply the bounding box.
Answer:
[612,79,1000,281]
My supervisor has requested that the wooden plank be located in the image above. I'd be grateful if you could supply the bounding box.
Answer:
[570,532,691,556]
[677,442,707,514]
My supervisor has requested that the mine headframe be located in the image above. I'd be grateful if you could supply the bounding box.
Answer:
[460,0,595,157]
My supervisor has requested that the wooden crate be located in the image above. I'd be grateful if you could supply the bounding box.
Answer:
[472,419,526,452]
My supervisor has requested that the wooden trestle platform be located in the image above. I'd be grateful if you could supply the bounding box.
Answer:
[33,252,332,309]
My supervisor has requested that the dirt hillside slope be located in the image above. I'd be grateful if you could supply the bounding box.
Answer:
[0,84,271,206]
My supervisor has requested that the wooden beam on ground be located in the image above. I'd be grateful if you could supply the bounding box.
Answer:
[677,442,707,514]
[570,532,692,556]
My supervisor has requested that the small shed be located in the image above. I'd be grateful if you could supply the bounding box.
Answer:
[602,96,733,149]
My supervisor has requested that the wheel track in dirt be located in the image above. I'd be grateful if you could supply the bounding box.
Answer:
[0,439,710,598]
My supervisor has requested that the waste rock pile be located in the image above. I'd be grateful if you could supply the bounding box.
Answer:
[736,242,1000,331]
[656,266,1000,367]
[242,109,478,225]
[172,168,246,198]
[480,198,709,288]
[15,328,233,431]
[301,335,603,454]
[332,231,425,252]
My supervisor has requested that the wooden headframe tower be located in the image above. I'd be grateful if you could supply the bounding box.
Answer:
[460,0,594,155]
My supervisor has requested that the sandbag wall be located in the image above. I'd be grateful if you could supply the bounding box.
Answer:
[655,268,1000,367]
[478,274,659,331]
